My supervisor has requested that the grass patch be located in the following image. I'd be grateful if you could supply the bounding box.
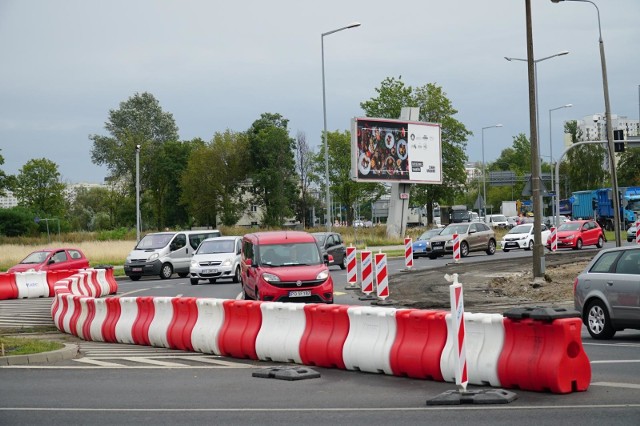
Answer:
[0,335,63,356]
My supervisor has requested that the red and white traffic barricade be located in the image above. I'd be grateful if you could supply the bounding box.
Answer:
[453,233,461,262]
[404,238,413,270]
[636,220,640,245]
[359,250,375,300]
[550,227,557,252]
[345,246,358,289]
[375,253,390,301]
[446,273,468,392]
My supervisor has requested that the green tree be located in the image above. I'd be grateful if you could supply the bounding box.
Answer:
[563,120,606,191]
[360,77,471,224]
[90,92,180,229]
[247,113,297,227]
[617,148,640,187]
[181,133,250,227]
[0,206,39,237]
[14,158,66,217]
[0,149,9,197]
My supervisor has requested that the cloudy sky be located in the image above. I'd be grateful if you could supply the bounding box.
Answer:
[1,0,638,184]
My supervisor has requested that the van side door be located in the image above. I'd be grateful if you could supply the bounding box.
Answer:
[169,233,189,271]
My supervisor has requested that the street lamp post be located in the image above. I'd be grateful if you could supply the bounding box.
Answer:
[481,124,503,218]
[549,104,572,219]
[135,144,141,243]
[322,22,361,232]
[551,0,621,246]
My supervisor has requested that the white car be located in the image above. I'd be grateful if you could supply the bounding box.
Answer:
[189,236,242,285]
[485,214,509,229]
[501,223,551,252]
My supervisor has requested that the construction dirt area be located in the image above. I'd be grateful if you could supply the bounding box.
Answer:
[386,250,595,314]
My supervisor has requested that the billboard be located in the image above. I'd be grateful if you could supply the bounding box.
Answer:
[351,117,442,184]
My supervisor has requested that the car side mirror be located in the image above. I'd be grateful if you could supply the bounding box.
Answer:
[324,254,332,265]
[245,258,252,267]
[48,259,55,265]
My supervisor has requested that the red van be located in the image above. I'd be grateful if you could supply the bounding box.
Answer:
[240,231,334,303]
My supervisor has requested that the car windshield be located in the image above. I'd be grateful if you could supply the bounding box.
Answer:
[418,229,441,240]
[509,224,532,234]
[135,234,173,250]
[559,223,581,231]
[260,242,321,267]
[20,251,50,264]
[441,224,470,236]
[491,215,507,222]
[197,240,235,254]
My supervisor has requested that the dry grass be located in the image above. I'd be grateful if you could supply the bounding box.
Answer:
[0,240,136,271]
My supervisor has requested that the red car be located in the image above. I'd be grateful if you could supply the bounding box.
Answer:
[240,231,334,303]
[546,220,605,250]
[7,248,90,273]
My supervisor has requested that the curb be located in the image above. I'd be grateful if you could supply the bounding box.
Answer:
[0,343,79,366]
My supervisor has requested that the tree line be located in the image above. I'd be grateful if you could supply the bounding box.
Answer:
[1,76,638,237]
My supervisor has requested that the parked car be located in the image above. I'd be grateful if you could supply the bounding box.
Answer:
[7,248,89,273]
[546,220,604,250]
[312,232,346,270]
[544,215,569,228]
[426,222,496,259]
[574,245,640,339]
[506,216,519,228]
[627,226,637,243]
[501,223,551,252]
[412,228,443,258]
[241,231,333,303]
[485,214,509,229]
[189,236,242,285]
[124,230,221,280]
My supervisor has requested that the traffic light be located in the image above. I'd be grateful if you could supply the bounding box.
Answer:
[614,129,625,152]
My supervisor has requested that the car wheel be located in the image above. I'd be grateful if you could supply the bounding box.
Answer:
[209,278,217,284]
[232,266,241,283]
[428,254,437,260]
[178,272,188,278]
[130,276,141,281]
[525,240,533,251]
[586,299,616,339]
[502,248,510,253]
[242,285,252,300]
[485,239,496,256]
[460,241,469,258]
[159,263,173,279]
[573,239,583,250]
[190,278,199,285]
[255,288,261,301]
[340,255,347,270]
[596,236,604,248]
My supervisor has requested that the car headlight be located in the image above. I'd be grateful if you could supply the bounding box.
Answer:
[566,235,575,240]
[190,259,198,267]
[148,253,159,261]
[221,258,232,267]
[262,272,280,283]
[447,239,453,245]
[126,257,132,264]
[316,270,329,280]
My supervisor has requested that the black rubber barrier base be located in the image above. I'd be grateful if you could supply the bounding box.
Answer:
[371,298,395,306]
[344,283,360,290]
[427,389,518,405]
[252,366,321,381]
[358,293,377,301]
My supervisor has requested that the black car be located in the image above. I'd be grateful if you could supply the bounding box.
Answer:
[312,232,347,270]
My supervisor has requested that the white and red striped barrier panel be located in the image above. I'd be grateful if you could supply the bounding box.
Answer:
[452,233,461,262]
[346,246,357,286]
[49,271,592,394]
[360,250,374,295]
[550,227,557,252]
[446,273,467,391]
[374,253,389,300]
[404,238,413,269]
[636,220,640,244]
[0,269,84,300]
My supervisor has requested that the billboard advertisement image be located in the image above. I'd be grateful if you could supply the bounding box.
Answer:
[351,117,442,184]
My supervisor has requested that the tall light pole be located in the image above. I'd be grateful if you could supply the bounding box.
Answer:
[135,144,141,243]
[549,104,572,219]
[551,0,621,246]
[481,124,503,217]
[322,22,361,232]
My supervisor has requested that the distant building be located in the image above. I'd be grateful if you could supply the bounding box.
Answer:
[0,190,18,209]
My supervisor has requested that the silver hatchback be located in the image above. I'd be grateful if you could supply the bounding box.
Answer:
[574,246,640,339]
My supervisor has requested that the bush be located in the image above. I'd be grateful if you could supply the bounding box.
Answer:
[0,207,39,237]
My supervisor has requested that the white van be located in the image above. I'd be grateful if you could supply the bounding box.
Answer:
[124,230,221,280]
[485,214,509,229]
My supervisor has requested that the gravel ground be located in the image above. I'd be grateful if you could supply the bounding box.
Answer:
[386,251,595,314]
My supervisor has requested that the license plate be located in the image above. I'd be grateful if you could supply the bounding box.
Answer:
[203,269,218,274]
[132,268,142,272]
[289,290,311,298]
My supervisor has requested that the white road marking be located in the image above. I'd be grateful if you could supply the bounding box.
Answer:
[591,382,640,390]
[117,288,149,297]
[591,359,640,364]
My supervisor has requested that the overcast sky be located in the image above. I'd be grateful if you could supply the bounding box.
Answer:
[1,0,638,184]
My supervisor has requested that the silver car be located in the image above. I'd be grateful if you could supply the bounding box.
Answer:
[627,226,637,243]
[574,246,640,339]
[189,236,242,285]
[426,222,496,259]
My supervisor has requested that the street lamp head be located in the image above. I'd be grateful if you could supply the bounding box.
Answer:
[504,57,513,62]
[557,50,570,56]
[346,22,361,29]
[495,124,503,128]
[565,103,573,108]
[550,0,564,3]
